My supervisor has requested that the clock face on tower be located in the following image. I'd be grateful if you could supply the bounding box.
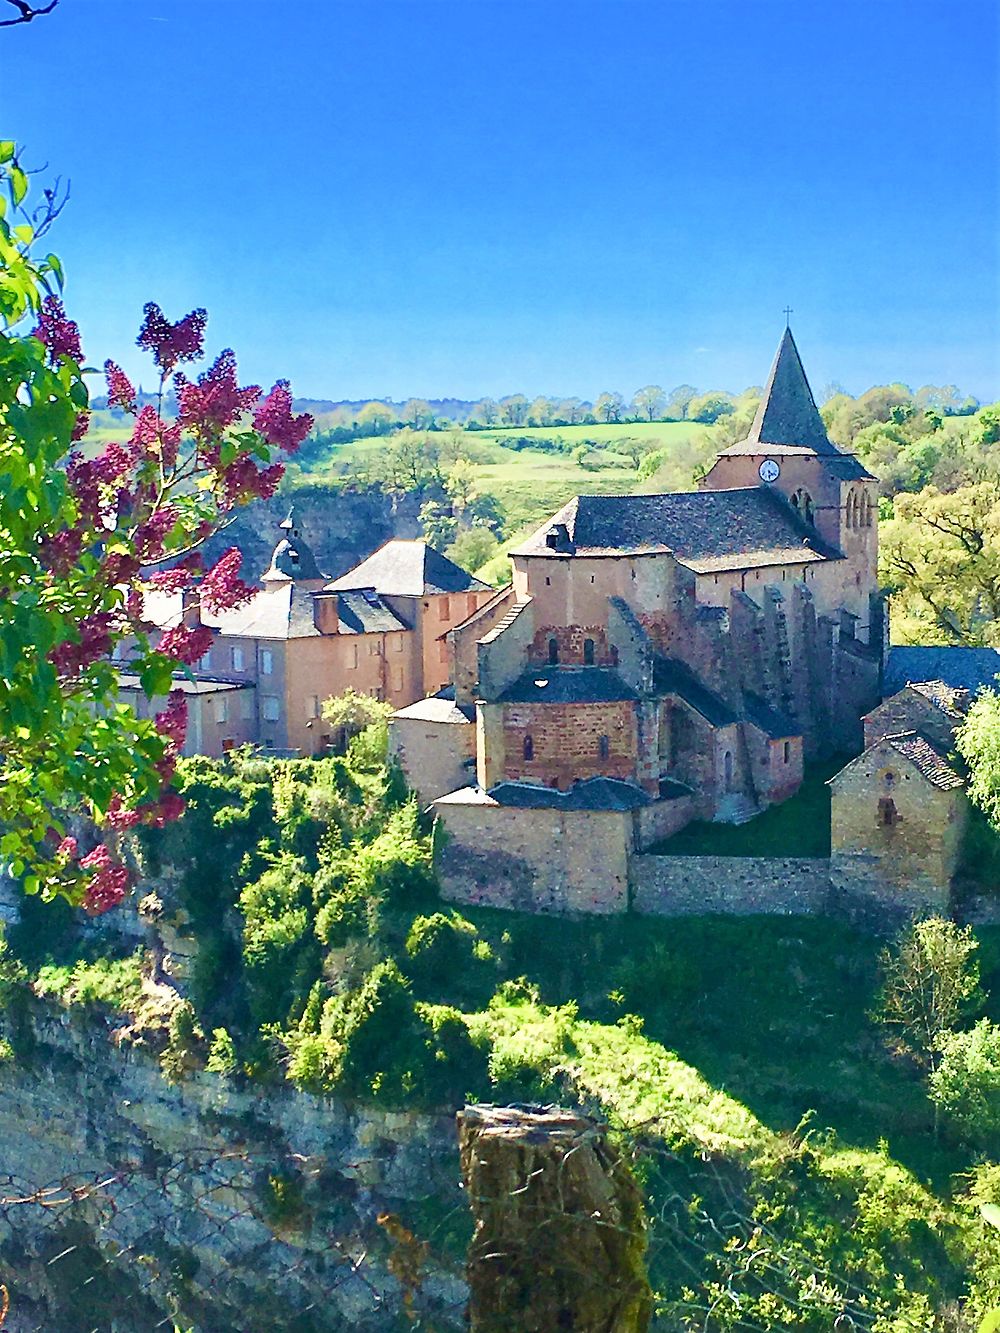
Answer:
[758,458,780,483]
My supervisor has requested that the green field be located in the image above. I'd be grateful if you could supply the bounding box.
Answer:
[475,420,708,446]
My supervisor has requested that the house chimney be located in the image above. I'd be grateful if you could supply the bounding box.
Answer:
[312,591,340,635]
[181,584,202,628]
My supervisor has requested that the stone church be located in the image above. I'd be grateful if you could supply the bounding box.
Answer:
[392,328,886,912]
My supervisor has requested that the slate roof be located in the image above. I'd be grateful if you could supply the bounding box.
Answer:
[884,732,964,791]
[717,328,873,480]
[116,672,252,696]
[743,691,799,739]
[143,583,407,641]
[325,539,491,597]
[885,647,1000,699]
[488,777,651,811]
[831,730,964,792]
[652,656,738,726]
[335,588,409,635]
[392,697,475,724]
[498,667,639,705]
[906,680,971,719]
[512,487,836,571]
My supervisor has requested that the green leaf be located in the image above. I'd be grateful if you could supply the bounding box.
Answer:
[982,1203,1000,1231]
[45,252,64,290]
[978,1311,1000,1333]
[9,166,27,207]
[0,141,14,163]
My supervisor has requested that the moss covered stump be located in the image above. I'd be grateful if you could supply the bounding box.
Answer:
[457,1104,652,1332]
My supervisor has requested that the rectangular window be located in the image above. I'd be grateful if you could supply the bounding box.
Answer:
[214,695,228,724]
[394,668,404,691]
[351,644,359,669]
[240,690,253,720]
[261,649,274,675]
[395,635,404,652]
[232,646,245,671]
[439,640,449,663]
[439,598,450,621]
[306,695,320,719]
[262,694,280,722]
[199,650,212,671]
[467,594,477,616]
[783,741,791,763]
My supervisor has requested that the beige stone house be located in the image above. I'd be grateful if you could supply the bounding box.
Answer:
[139,515,493,756]
[829,677,971,911]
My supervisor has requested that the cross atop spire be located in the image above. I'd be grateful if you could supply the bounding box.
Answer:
[783,305,793,327]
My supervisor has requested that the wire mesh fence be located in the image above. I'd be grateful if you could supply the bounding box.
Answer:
[0,1143,471,1333]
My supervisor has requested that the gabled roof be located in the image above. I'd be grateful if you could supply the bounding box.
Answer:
[885,646,1000,699]
[716,328,873,480]
[885,733,964,790]
[511,487,837,570]
[830,731,964,792]
[325,539,491,597]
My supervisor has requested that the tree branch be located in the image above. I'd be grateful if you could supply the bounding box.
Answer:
[0,0,59,26]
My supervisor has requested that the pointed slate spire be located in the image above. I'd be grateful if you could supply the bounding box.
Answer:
[745,327,836,453]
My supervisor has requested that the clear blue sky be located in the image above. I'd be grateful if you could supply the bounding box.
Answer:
[5,0,999,402]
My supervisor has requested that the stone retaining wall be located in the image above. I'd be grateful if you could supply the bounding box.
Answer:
[631,855,832,917]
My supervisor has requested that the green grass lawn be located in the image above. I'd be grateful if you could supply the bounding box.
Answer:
[648,756,844,858]
[445,904,986,1187]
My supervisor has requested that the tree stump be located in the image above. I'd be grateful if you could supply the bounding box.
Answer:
[457,1104,652,1332]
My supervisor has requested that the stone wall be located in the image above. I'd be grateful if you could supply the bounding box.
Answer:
[390,715,476,804]
[0,1001,466,1332]
[631,855,831,917]
[500,699,638,789]
[434,796,631,914]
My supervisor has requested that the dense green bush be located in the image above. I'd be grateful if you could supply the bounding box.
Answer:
[929,1019,1000,1150]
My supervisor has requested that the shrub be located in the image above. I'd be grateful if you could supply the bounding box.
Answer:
[239,856,318,1025]
[206,1027,238,1077]
[33,951,144,1012]
[416,1003,490,1106]
[929,1019,1000,1149]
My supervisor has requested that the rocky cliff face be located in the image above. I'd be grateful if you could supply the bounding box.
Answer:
[0,1001,467,1332]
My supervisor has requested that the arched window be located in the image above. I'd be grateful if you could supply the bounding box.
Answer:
[583,638,595,665]
[846,492,857,529]
[724,750,734,791]
[792,489,814,525]
[523,735,534,762]
[864,494,874,528]
[610,645,619,667]
[598,734,610,759]
[548,638,559,665]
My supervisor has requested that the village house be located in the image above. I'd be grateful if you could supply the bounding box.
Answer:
[135,513,494,757]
